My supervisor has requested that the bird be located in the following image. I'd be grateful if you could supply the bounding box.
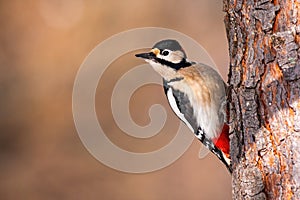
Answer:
[135,39,232,173]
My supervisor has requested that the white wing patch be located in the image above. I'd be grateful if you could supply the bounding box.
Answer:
[166,88,195,133]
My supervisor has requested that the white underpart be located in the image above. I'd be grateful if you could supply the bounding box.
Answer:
[196,98,220,139]
[166,88,195,133]
[194,89,223,139]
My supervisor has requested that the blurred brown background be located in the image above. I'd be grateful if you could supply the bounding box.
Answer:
[0,0,231,199]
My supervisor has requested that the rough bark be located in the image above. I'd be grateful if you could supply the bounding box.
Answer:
[223,0,300,199]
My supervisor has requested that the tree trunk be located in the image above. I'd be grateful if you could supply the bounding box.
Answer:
[223,0,300,199]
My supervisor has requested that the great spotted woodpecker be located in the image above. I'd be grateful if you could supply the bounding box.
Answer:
[135,39,232,173]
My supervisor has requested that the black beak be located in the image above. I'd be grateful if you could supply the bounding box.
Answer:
[135,52,155,60]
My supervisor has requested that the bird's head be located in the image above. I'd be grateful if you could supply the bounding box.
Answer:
[135,39,191,70]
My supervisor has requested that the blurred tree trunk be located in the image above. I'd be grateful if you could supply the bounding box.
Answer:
[223,0,300,199]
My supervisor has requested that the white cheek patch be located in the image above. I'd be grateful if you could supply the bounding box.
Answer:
[156,50,184,64]
[167,88,195,133]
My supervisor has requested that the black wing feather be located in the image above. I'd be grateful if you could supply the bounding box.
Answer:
[163,79,198,133]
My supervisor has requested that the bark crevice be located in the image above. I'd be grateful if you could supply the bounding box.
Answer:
[224,0,300,199]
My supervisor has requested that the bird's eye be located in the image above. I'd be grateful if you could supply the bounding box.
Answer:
[161,50,169,56]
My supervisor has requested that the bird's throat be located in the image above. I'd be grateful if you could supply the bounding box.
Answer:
[148,61,180,81]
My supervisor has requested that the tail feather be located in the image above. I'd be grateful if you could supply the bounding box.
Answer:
[196,126,232,173]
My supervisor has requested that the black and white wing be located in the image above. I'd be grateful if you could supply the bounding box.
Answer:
[163,79,198,134]
[162,79,232,173]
